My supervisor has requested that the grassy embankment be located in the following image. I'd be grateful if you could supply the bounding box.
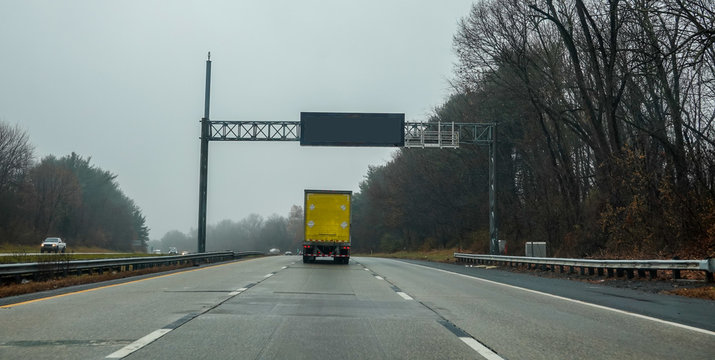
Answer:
[356,248,458,263]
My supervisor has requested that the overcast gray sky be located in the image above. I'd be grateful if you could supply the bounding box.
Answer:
[0,0,475,240]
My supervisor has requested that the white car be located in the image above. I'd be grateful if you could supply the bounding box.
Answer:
[41,237,66,253]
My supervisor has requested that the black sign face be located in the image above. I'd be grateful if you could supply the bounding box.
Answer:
[300,112,405,147]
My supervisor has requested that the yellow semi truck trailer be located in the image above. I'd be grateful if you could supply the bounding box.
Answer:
[303,190,351,264]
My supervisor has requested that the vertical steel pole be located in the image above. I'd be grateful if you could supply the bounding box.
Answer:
[198,53,211,253]
[489,124,499,255]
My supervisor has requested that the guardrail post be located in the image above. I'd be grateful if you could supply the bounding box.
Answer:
[597,268,604,276]
[649,269,657,279]
[607,268,614,277]
[588,268,594,276]
[672,269,681,280]
[626,269,634,279]
[637,269,645,278]
[706,271,713,283]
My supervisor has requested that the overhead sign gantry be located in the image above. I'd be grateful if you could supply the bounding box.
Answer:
[197,54,499,254]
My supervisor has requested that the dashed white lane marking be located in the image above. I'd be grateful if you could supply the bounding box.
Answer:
[374,276,384,280]
[396,291,413,300]
[407,262,715,336]
[106,329,171,358]
[229,287,249,296]
[105,262,291,358]
[281,266,287,269]
[460,337,504,360]
[364,268,370,271]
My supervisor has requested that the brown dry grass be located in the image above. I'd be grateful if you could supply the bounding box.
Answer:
[663,286,715,300]
[0,263,192,298]
[358,248,457,263]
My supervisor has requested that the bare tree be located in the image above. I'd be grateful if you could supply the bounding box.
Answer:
[0,121,33,192]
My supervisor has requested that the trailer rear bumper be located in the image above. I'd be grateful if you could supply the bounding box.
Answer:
[302,243,350,264]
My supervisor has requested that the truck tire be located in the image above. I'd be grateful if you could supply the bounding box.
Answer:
[303,256,309,263]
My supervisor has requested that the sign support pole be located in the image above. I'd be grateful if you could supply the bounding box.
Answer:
[197,53,211,253]
[488,124,498,254]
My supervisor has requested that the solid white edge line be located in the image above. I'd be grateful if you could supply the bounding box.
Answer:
[374,276,384,280]
[106,329,172,358]
[228,291,240,296]
[236,288,248,292]
[264,273,273,278]
[396,291,413,300]
[407,262,715,336]
[460,337,504,360]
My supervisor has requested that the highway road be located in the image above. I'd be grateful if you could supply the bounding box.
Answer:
[0,256,713,359]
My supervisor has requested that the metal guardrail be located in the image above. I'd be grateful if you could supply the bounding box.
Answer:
[0,251,264,283]
[454,253,715,282]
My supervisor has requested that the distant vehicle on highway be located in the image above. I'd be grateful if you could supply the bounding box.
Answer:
[181,250,189,255]
[168,247,178,255]
[268,248,280,255]
[152,249,161,255]
[41,237,66,253]
[284,251,292,256]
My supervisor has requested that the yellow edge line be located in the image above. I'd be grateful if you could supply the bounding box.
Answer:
[1,257,261,309]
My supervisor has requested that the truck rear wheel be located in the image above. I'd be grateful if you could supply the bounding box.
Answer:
[303,256,309,263]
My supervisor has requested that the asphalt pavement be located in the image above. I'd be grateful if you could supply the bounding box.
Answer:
[0,256,712,359]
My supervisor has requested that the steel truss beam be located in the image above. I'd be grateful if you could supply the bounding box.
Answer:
[205,120,494,145]
[404,122,495,145]
[208,121,300,141]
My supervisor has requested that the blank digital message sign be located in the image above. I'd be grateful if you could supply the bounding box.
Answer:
[300,112,405,147]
